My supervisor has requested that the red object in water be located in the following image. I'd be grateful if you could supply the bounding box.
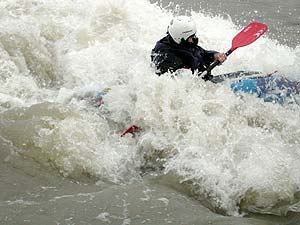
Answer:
[121,125,140,137]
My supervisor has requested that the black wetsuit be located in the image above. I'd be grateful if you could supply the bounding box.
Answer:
[151,35,217,76]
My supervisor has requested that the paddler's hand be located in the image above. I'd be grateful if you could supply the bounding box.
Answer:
[214,53,227,64]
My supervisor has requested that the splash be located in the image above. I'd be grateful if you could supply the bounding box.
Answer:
[0,0,299,216]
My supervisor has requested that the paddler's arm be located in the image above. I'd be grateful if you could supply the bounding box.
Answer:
[201,48,218,65]
[198,49,227,81]
[151,51,184,75]
[201,49,227,65]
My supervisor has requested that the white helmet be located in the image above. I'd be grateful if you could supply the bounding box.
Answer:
[167,16,197,44]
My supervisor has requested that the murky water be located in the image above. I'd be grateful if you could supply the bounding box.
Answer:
[1,0,300,224]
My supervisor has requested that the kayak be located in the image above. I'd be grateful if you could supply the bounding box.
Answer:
[82,87,111,107]
[224,71,300,104]
[85,71,300,137]
[89,71,300,107]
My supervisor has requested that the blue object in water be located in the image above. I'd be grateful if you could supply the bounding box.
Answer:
[231,78,258,94]
[230,74,300,104]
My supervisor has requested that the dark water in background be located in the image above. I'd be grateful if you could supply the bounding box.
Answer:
[151,0,300,48]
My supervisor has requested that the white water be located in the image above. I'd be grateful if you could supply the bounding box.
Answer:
[0,0,300,216]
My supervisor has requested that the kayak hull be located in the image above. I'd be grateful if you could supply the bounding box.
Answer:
[229,72,300,104]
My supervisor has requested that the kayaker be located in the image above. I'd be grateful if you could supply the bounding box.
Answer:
[151,15,227,80]
[150,16,300,103]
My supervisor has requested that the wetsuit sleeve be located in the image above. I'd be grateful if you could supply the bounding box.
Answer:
[201,49,218,66]
[195,47,218,75]
[151,51,184,75]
